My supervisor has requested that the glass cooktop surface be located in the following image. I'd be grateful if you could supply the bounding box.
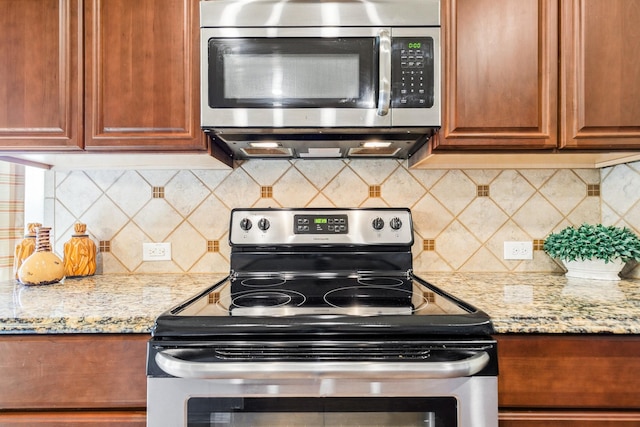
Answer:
[175,275,472,317]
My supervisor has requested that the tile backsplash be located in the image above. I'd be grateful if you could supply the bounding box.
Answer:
[44,160,640,278]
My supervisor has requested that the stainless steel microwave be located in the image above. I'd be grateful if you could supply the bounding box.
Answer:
[200,0,441,160]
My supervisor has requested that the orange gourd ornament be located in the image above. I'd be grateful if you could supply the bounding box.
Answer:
[63,223,97,277]
[13,222,42,280]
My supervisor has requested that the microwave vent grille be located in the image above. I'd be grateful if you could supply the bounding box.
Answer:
[348,147,402,157]
[240,147,294,157]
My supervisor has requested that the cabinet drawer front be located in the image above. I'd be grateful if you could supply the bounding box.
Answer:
[0,335,147,410]
[0,411,145,427]
[500,410,640,427]
[497,335,640,409]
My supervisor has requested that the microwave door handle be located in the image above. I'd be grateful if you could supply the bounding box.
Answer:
[377,30,391,116]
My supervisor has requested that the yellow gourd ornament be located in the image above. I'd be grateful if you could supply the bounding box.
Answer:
[63,223,97,277]
[13,222,42,280]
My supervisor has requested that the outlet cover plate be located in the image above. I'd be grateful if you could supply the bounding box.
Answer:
[504,241,533,260]
[142,242,171,261]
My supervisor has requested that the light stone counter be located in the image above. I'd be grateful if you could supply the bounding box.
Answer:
[422,272,640,334]
[0,274,226,334]
[1,272,639,334]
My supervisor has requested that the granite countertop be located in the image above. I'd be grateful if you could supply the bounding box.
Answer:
[423,272,640,334]
[0,272,639,335]
[0,274,227,334]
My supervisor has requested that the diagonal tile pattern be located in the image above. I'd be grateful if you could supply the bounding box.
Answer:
[46,159,640,278]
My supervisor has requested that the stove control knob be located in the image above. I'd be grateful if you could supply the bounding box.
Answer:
[390,217,403,230]
[239,218,252,231]
[372,217,385,230]
[258,218,271,231]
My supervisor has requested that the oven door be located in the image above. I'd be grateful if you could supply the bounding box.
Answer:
[148,376,496,427]
[147,344,498,427]
[200,27,440,128]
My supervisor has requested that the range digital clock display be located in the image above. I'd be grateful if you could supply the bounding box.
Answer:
[295,214,348,234]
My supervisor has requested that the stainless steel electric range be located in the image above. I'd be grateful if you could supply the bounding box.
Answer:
[147,208,498,427]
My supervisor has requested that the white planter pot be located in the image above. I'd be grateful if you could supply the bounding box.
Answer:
[562,258,626,281]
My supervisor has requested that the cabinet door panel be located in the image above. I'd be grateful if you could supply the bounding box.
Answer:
[0,0,82,150]
[561,0,640,148]
[438,0,557,149]
[85,0,204,150]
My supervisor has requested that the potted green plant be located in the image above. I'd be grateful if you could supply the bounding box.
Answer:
[543,223,640,281]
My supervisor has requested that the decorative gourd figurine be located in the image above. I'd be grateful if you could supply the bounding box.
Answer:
[13,222,42,280]
[63,223,97,277]
[17,227,65,286]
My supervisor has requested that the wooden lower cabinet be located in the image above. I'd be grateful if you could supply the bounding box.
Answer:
[1,333,639,425]
[500,412,640,427]
[0,334,148,426]
[496,334,640,427]
[0,411,145,427]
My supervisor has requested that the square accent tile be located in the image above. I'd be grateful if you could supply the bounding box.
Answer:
[423,291,436,303]
[369,185,381,197]
[533,239,545,251]
[423,239,435,251]
[99,241,110,252]
[261,186,273,198]
[207,240,219,252]
[587,184,600,196]
[477,185,490,197]
[153,186,165,198]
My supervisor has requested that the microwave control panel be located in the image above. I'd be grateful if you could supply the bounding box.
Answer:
[391,37,434,108]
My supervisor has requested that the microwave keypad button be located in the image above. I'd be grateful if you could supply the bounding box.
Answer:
[392,37,434,109]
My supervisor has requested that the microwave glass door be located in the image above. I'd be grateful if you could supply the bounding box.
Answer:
[208,38,377,109]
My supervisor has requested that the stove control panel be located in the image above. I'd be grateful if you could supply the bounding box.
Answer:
[230,208,413,246]
[294,214,348,234]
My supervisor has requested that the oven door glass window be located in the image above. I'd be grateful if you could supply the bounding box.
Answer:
[187,397,457,427]
[208,38,377,109]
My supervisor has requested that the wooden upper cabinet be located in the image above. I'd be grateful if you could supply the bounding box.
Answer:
[84,0,205,151]
[561,0,640,149]
[436,0,558,150]
[0,0,83,150]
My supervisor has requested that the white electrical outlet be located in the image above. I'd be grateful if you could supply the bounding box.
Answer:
[142,242,172,261]
[503,241,533,260]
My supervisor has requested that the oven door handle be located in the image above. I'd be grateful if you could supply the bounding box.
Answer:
[155,350,490,380]
[377,29,391,116]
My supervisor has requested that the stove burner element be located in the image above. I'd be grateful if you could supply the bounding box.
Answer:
[240,277,286,287]
[233,292,292,307]
[229,289,307,315]
[324,285,414,309]
[357,277,404,287]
